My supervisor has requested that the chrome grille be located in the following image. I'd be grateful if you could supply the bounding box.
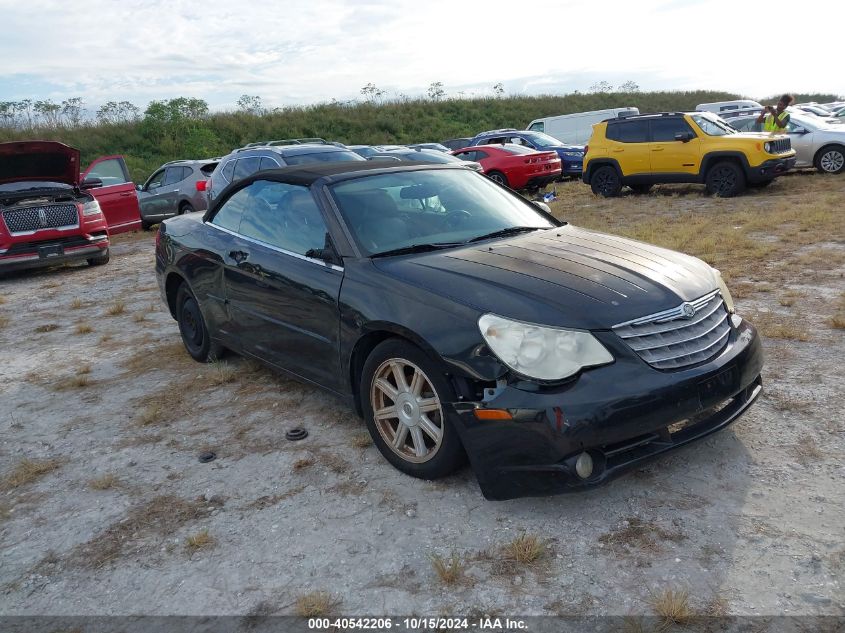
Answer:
[2,204,79,234]
[613,291,731,370]
[768,138,791,153]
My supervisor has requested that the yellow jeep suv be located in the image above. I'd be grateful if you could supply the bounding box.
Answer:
[582,112,796,197]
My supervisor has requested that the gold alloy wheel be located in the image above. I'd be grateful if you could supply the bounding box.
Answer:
[370,358,444,463]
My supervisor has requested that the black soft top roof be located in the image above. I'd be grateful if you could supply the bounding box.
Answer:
[247,161,458,187]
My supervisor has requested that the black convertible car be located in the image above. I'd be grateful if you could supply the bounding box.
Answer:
[155,162,763,500]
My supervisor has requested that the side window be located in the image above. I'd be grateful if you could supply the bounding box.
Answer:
[163,167,185,186]
[528,122,544,133]
[607,121,649,143]
[650,118,695,142]
[181,166,194,181]
[145,169,166,189]
[233,157,261,182]
[474,150,489,160]
[210,186,252,232]
[454,151,476,161]
[237,181,328,257]
[259,157,279,171]
[222,160,236,183]
[87,158,128,186]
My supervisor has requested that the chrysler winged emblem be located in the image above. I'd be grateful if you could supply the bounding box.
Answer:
[681,302,696,318]
[38,208,48,227]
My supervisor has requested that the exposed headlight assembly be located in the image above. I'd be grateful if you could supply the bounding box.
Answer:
[764,141,772,153]
[81,199,102,217]
[478,314,614,381]
[713,269,736,313]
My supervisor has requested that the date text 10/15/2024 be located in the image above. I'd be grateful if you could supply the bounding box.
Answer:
[308,617,528,631]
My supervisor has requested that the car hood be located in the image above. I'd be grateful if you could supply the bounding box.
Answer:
[372,226,719,329]
[0,141,81,186]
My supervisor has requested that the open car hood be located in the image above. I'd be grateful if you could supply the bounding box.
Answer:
[0,141,81,187]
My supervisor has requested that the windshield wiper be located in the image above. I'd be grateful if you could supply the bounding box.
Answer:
[466,226,543,243]
[370,242,463,258]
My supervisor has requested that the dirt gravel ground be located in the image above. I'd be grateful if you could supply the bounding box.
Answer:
[1,174,843,620]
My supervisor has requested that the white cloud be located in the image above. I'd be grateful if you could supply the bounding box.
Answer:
[0,0,842,109]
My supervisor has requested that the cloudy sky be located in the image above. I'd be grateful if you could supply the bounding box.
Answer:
[1,0,842,111]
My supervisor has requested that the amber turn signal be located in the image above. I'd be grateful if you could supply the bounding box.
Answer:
[474,409,513,421]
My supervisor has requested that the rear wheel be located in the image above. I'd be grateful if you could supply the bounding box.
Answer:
[175,283,223,362]
[178,202,194,215]
[815,145,845,174]
[629,184,652,194]
[360,339,465,479]
[590,165,622,197]
[487,170,509,188]
[705,161,746,197]
[87,249,110,266]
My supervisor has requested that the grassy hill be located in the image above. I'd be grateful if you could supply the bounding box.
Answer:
[0,90,840,182]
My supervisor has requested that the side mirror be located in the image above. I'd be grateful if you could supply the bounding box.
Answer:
[305,235,341,266]
[81,176,103,189]
[795,127,809,135]
[135,183,143,192]
[674,132,694,143]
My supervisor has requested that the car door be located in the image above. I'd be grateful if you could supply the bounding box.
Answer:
[156,166,189,217]
[82,155,141,233]
[605,120,651,175]
[138,168,167,221]
[216,180,344,390]
[785,120,815,167]
[648,117,702,176]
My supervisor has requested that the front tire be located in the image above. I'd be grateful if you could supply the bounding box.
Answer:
[360,339,465,480]
[87,249,110,266]
[175,283,223,362]
[590,165,622,197]
[815,145,845,174]
[179,202,194,215]
[705,161,746,197]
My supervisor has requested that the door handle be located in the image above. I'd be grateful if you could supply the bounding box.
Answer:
[651,147,665,151]
[611,148,624,153]
[229,250,249,263]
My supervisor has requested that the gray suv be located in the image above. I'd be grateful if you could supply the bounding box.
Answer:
[206,144,365,206]
[137,159,219,229]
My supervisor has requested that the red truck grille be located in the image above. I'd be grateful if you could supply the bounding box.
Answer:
[2,204,79,234]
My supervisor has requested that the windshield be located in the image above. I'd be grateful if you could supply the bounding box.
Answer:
[283,150,365,166]
[0,181,72,192]
[329,168,555,256]
[520,131,564,148]
[690,114,736,136]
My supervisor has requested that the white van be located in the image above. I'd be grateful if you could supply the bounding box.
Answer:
[695,100,762,116]
[526,107,639,144]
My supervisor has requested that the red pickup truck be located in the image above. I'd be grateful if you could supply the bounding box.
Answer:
[0,141,141,272]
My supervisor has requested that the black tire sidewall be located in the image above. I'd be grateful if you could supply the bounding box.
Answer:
[706,161,745,197]
[591,166,621,197]
[359,338,465,479]
[176,284,212,362]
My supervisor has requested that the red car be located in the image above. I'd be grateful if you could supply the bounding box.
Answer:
[452,144,561,191]
[0,141,139,272]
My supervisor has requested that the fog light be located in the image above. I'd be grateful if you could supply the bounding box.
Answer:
[575,452,593,479]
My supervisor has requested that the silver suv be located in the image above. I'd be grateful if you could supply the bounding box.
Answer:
[206,144,365,206]
[137,158,219,229]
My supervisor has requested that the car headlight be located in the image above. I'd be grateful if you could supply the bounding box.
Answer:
[713,269,735,313]
[764,141,772,153]
[81,199,102,217]
[478,314,614,381]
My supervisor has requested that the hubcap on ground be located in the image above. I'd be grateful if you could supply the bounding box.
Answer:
[820,150,844,173]
[370,358,444,463]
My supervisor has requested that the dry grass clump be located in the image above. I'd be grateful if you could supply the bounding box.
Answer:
[2,458,62,490]
[0,314,9,329]
[106,299,126,316]
[502,533,546,565]
[69,495,217,569]
[88,473,118,490]
[34,323,59,333]
[294,591,339,617]
[293,457,315,471]
[207,361,236,386]
[599,517,686,554]
[70,297,84,309]
[132,312,147,323]
[74,322,94,335]
[77,365,92,375]
[54,374,91,390]
[431,552,464,585]
[794,438,825,464]
[830,293,845,330]
[136,404,164,427]
[121,342,190,375]
[351,432,373,448]
[651,589,692,629]
[749,312,811,342]
[185,529,215,551]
